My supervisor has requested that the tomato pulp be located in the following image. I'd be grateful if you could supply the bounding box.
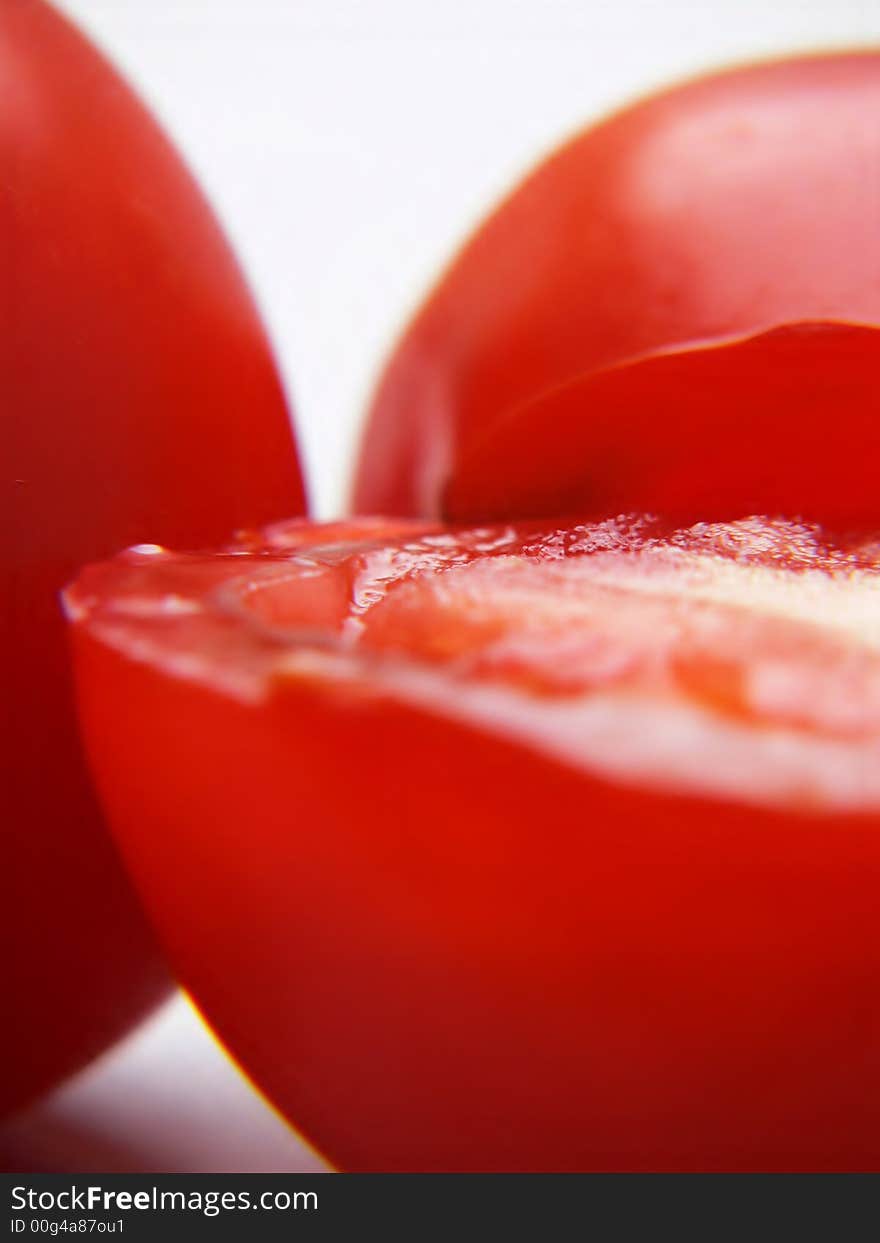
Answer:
[354,52,880,527]
[67,516,880,1171]
[2,0,305,1111]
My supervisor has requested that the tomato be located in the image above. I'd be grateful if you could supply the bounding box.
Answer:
[3,0,305,1113]
[66,515,880,1171]
[353,52,880,526]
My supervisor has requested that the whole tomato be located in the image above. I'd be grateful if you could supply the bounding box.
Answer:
[2,0,304,1112]
[67,516,880,1171]
[353,52,880,527]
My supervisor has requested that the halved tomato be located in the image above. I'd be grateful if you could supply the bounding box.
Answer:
[353,52,880,526]
[67,515,880,1171]
[3,0,305,1112]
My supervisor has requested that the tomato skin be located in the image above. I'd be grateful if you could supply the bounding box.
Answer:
[2,0,304,1112]
[79,661,880,1172]
[66,520,880,1171]
[353,52,880,524]
[445,323,880,525]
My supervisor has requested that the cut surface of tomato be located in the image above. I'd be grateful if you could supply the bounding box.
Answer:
[67,516,880,1171]
[353,52,880,525]
[3,0,305,1112]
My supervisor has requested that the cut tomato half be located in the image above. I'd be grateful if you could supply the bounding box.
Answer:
[66,516,880,1171]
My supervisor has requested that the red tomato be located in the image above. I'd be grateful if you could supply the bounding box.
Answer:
[353,52,880,526]
[67,516,880,1171]
[3,0,305,1113]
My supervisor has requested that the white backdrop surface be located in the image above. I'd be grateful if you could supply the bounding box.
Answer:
[4,0,879,1172]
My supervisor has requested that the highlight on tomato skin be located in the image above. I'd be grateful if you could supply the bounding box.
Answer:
[353,51,880,526]
[3,0,305,1114]
[66,516,880,1172]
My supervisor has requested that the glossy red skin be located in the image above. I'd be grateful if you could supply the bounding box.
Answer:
[446,323,880,524]
[67,520,880,1172]
[354,52,880,525]
[2,0,305,1113]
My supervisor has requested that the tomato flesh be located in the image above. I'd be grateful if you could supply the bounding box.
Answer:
[3,0,305,1111]
[67,516,880,1171]
[354,52,880,526]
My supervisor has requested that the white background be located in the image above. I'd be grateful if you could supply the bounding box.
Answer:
[3,0,879,1171]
